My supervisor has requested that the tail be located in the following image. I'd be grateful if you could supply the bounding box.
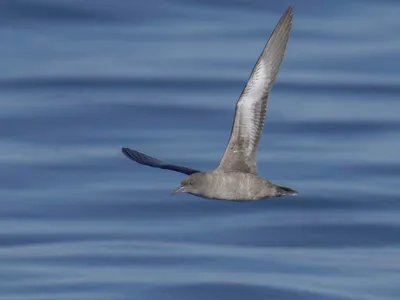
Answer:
[274,184,298,197]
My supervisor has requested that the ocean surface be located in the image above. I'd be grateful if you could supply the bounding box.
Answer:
[1,0,400,299]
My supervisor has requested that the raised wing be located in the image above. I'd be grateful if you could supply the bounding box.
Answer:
[217,6,293,174]
[122,147,201,175]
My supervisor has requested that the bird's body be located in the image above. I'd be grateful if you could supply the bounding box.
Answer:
[179,170,293,201]
[121,6,297,201]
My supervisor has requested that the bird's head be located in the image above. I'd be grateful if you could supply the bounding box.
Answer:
[171,173,204,196]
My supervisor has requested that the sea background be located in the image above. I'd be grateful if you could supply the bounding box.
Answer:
[1,0,400,299]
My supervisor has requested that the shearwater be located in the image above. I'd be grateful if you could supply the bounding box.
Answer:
[122,6,297,201]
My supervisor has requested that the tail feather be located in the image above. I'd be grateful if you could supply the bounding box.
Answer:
[274,184,297,197]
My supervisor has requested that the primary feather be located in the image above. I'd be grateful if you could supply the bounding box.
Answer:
[217,6,293,174]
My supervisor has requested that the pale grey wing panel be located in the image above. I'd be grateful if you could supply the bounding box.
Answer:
[217,6,293,174]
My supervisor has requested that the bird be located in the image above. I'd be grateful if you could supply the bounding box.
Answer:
[122,5,297,201]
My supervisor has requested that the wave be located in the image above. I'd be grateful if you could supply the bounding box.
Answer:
[1,76,400,96]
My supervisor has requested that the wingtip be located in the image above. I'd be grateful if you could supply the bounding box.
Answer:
[279,5,294,24]
[121,147,139,161]
[272,5,294,37]
[121,147,132,159]
[121,147,165,168]
[121,147,130,155]
[284,5,295,20]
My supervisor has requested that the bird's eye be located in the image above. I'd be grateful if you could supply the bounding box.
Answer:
[189,181,193,185]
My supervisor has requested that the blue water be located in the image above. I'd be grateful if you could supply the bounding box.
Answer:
[1,0,400,299]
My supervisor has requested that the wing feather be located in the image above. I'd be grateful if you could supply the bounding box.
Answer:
[217,6,294,174]
[122,147,201,175]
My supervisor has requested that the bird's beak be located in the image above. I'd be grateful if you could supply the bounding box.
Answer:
[171,186,186,195]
